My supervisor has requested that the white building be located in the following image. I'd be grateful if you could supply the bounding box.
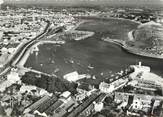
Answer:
[63,71,86,82]
[99,82,115,93]
[19,85,37,94]
[99,77,128,94]
[131,95,154,113]
[129,62,150,79]
[94,102,104,112]
[129,62,163,87]
[63,71,79,82]
[60,91,71,99]
[7,71,20,83]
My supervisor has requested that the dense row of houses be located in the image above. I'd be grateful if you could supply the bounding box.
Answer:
[23,91,106,117]
[114,92,163,116]
[24,91,77,117]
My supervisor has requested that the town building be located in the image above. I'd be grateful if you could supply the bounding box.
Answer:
[99,77,129,93]
[114,92,163,116]
[23,95,52,114]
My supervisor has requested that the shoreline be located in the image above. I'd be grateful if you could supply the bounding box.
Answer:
[16,17,139,68]
[16,40,65,68]
[75,16,141,25]
[17,17,163,70]
[126,30,163,59]
[77,16,163,59]
[16,30,94,68]
[122,45,163,59]
[103,31,163,59]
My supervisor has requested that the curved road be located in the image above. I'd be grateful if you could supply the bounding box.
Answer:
[0,21,51,77]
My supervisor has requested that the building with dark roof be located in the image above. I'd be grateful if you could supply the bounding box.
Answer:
[35,95,58,113]
[45,100,63,116]
[23,95,51,114]
[28,91,79,117]
[46,97,78,117]
[114,92,163,117]
[78,93,106,117]
[66,93,106,117]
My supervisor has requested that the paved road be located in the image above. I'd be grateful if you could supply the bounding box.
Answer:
[12,22,51,66]
[0,21,51,77]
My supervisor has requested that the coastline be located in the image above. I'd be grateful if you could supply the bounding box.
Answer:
[75,16,141,25]
[77,17,163,59]
[122,45,163,59]
[16,30,94,68]
[16,40,65,68]
[16,17,163,70]
[102,31,163,59]
[126,30,163,59]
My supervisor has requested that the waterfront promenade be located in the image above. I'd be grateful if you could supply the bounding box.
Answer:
[0,21,51,77]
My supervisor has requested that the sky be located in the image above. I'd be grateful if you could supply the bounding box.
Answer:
[2,0,163,6]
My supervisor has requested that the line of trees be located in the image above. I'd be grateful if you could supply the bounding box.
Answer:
[21,71,78,94]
